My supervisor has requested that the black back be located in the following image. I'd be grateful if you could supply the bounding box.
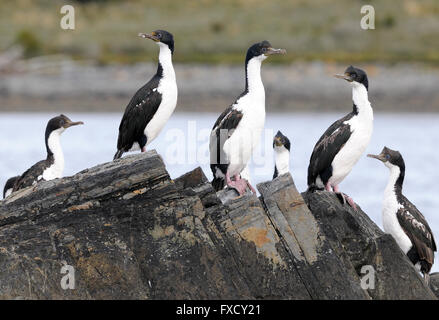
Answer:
[307,110,355,187]
[210,107,243,187]
[12,158,54,192]
[380,146,436,273]
[115,71,163,156]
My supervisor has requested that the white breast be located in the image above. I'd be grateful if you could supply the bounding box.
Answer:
[274,145,290,175]
[330,115,373,185]
[42,128,65,181]
[144,78,177,144]
[382,186,412,254]
[223,94,265,177]
[144,43,177,145]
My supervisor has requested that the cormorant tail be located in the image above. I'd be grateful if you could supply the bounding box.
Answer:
[113,149,124,160]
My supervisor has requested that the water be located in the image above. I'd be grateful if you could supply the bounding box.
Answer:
[1,112,438,272]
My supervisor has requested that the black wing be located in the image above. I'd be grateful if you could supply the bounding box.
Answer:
[116,75,162,151]
[397,196,436,272]
[3,176,19,198]
[209,106,243,178]
[13,158,52,192]
[307,112,354,186]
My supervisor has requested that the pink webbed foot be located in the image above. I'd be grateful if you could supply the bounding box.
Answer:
[141,147,146,153]
[325,182,333,192]
[225,173,248,196]
[333,185,357,211]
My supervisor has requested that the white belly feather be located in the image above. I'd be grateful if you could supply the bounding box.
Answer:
[330,113,373,186]
[144,79,177,145]
[382,189,412,254]
[223,96,265,177]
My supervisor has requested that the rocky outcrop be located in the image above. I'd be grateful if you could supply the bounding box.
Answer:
[0,151,436,299]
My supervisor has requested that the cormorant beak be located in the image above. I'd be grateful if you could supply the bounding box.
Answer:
[265,47,287,56]
[63,120,84,128]
[367,153,386,162]
[138,32,160,42]
[334,73,354,82]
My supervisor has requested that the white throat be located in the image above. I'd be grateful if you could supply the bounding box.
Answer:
[158,43,175,80]
[384,163,400,196]
[352,82,372,117]
[246,56,265,96]
[274,145,290,175]
[44,128,65,180]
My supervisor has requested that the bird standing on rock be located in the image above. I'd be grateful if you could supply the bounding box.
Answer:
[307,66,373,209]
[11,115,83,193]
[114,30,177,160]
[210,41,286,195]
[368,147,436,284]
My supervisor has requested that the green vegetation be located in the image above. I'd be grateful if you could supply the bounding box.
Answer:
[0,0,438,65]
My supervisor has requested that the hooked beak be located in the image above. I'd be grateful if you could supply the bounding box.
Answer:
[334,73,354,82]
[63,120,84,129]
[265,47,287,56]
[367,153,386,162]
[138,32,159,42]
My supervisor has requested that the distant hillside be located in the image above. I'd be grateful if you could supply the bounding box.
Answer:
[0,0,439,65]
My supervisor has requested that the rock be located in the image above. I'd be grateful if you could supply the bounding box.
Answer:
[0,151,436,299]
[430,273,439,298]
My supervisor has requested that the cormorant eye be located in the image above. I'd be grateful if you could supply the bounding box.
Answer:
[385,154,390,160]
[262,47,267,53]
[157,33,162,39]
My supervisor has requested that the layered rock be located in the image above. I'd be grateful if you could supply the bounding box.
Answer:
[0,151,436,299]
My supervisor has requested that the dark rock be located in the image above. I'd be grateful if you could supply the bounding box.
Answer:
[430,273,439,299]
[0,151,436,299]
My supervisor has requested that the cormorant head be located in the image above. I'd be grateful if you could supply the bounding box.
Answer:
[367,146,405,171]
[246,40,286,64]
[139,30,174,54]
[273,130,291,151]
[46,114,84,134]
[45,114,83,156]
[335,66,369,91]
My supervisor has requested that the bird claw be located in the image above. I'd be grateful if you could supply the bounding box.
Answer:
[227,179,248,196]
[335,192,357,211]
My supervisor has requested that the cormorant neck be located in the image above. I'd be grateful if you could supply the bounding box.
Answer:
[385,164,404,196]
[245,57,265,95]
[352,83,369,107]
[46,128,65,168]
[157,43,175,79]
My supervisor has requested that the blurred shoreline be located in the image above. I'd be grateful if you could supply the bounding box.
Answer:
[1,60,439,113]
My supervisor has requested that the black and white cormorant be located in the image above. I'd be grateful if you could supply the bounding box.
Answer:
[11,115,83,193]
[3,176,19,199]
[307,66,373,209]
[368,147,436,284]
[210,41,286,195]
[273,130,291,179]
[114,30,177,160]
